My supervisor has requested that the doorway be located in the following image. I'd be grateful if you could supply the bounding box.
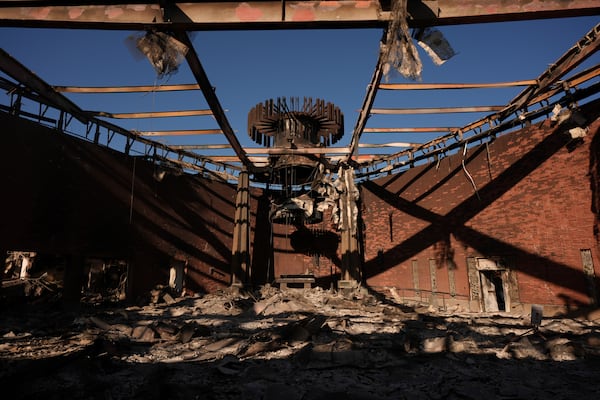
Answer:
[476,257,511,312]
[480,270,507,311]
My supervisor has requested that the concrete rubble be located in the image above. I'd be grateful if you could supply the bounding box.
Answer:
[1,286,599,399]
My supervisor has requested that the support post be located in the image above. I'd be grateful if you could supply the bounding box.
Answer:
[231,169,250,287]
[339,167,361,288]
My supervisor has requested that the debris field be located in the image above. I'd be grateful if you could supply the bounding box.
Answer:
[1,286,599,399]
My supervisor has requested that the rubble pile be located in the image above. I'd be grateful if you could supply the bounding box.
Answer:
[1,286,599,399]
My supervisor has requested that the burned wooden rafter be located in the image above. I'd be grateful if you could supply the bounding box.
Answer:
[379,80,538,90]
[171,30,254,170]
[85,109,213,119]
[0,48,86,124]
[445,63,600,139]
[201,155,269,165]
[359,80,600,179]
[347,29,387,163]
[0,5,598,185]
[135,129,224,137]
[170,144,232,150]
[452,65,600,140]
[362,127,456,133]
[529,63,600,105]
[245,147,351,155]
[359,142,418,148]
[501,23,600,119]
[355,23,600,177]
[53,83,201,93]
[0,53,243,177]
[192,147,353,157]
[370,106,505,115]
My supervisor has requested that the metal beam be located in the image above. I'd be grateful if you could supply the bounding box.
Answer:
[363,127,456,133]
[370,106,505,115]
[359,142,418,148]
[54,83,200,93]
[0,1,598,29]
[0,1,380,29]
[171,30,253,168]
[206,154,382,164]
[169,145,353,154]
[170,144,231,150]
[0,50,237,174]
[204,155,265,163]
[244,147,350,155]
[450,60,600,141]
[503,22,600,117]
[347,29,387,162]
[0,48,86,123]
[529,63,600,105]
[87,109,213,119]
[413,0,600,26]
[135,129,223,136]
[358,39,600,172]
[190,145,415,153]
[366,81,600,174]
[379,80,537,90]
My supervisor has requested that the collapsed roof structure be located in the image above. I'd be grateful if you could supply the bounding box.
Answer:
[0,1,599,307]
[0,1,598,185]
[2,3,600,398]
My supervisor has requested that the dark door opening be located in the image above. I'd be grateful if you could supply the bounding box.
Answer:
[480,270,506,312]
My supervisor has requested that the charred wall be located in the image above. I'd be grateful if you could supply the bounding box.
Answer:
[591,120,600,247]
[3,100,600,312]
[0,112,237,299]
[248,195,341,288]
[360,102,600,313]
[271,210,341,287]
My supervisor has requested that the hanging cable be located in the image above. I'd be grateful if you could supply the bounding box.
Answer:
[461,143,480,200]
[485,141,493,181]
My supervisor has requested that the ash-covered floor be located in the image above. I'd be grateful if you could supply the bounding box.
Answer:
[1,286,599,399]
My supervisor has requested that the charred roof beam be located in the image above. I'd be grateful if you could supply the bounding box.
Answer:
[0,1,599,30]
[0,48,242,175]
[0,48,86,124]
[347,29,387,164]
[502,22,600,119]
[171,30,254,170]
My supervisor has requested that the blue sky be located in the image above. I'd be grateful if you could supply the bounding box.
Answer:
[1,15,599,161]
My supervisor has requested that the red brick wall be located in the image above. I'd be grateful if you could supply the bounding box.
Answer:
[590,122,600,250]
[3,103,600,310]
[261,207,341,286]
[361,107,600,310]
[0,113,236,297]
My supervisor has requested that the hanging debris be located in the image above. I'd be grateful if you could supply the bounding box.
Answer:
[269,194,315,222]
[134,31,189,79]
[312,164,340,220]
[413,27,457,66]
[337,167,359,234]
[382,0,422,81]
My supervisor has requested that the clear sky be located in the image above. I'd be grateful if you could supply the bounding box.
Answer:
[0,15,599,161]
